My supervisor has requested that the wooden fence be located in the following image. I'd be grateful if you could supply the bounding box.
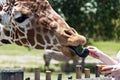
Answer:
[0,65,112,80]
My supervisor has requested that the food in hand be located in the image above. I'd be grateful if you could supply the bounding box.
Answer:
[97,64,107,71]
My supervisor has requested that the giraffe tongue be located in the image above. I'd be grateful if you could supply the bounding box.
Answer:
[69,46,89,58]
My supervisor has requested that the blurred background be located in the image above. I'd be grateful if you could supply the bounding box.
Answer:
[48,0,120,41]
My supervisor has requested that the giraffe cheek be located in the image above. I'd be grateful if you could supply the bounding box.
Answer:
[67,35,87,46]
[67,37,80,46]
[60,47,75,58]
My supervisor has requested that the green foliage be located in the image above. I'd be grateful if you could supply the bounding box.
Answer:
[48,0,120,41]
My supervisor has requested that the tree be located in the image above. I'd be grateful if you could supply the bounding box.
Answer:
[48,0,120,41]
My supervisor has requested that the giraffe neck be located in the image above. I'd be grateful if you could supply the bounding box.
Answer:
[1,23,61,50]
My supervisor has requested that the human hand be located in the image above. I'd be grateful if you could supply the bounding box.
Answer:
[97,64,107,71]
[101,64,120,78]
[87,46,104,59]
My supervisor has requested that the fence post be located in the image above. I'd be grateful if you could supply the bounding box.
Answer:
[84,68,90,78]
[25,77,30,80]
[81,58,85,72]
[46,71,51,80]
[68,76,72,80]
[34,68,40,80]
[76,65,82,79]
[95,65,100,77]
[0,68,23,80]
[57,73,62,80]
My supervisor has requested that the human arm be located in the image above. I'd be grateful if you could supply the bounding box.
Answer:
[87,46,118,65]
[99,64,120,78]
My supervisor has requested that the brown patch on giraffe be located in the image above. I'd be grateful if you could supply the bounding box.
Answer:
[53,38,58,45]
[45,35,50,43]
[15,41,22,46]
[3,29,10,37]
[47,45,55,49]
[35,44,44,49]
[16,28,25,37]
[27,29,36,46]
[0,5,2,11]
[19,38,28,45]
[36,34,45,45]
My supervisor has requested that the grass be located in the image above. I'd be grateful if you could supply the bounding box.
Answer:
[0,43,44,55]
[0,44,45,72]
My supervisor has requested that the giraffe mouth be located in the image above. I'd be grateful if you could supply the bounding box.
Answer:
[69,46,89,58]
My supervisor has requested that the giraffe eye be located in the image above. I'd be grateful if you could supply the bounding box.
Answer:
[15,14,29,23]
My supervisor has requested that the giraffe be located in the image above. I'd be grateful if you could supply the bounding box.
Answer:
[0,0,87,58]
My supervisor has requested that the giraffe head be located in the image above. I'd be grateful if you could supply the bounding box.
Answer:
[0,0,87,57]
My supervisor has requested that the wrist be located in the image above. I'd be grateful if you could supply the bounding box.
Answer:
[98,53,107,61]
